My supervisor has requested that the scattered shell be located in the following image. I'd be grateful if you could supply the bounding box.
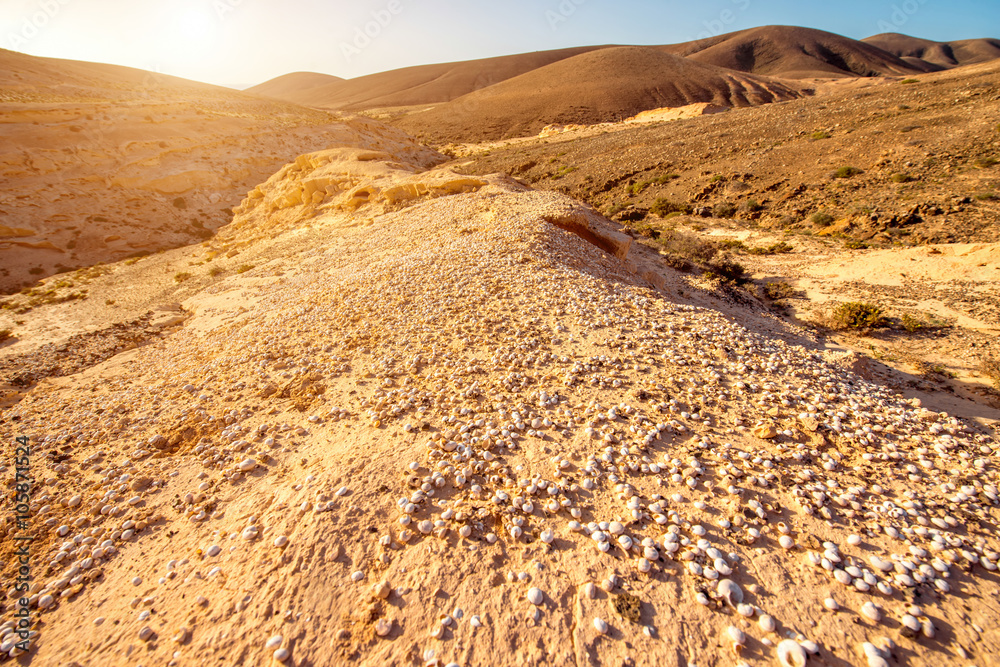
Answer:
[375,618,392,637]
[274,648,290,662]
[777,639,807,667]
[265,635,283,649]
[526,587,543,605]
[717,579,743,606]
[593,617,608,634]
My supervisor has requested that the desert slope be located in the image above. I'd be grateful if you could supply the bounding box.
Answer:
[395,46,803,142]
[0,49,441,291]
[247,46,609,110]
[1,139,999,667]
[863,33,1000,70]
[245,71,345,100]
[662,26,921,79]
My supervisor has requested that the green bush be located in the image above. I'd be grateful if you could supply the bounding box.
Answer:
[901,78,919,84]
[891,173,915,183]
[810,130,830,140]
[704,255,746,282]
[743,199,764,213]
[844,239,869,249]
[901,313,925,332]
[831,302,886,330]
[975,157,998,169]
[811,211,835,226]
[832,166,863,179]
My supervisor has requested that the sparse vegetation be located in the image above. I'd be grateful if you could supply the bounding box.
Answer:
[832,166,863,179]
[975,191,997,201]
[236,264,254,274]
[653,229,717,263]
[901,78,919,84]
[649,198,691,217]
[810,130,830,140]
[900,313,925,332]
[980,355,1000,390]
[713,202,737,218]
[747,241,793,255]
[811,211,835,226]
[763,281,796,300]
[974,156,997,168]
[174,272,192,283]
[703,255,746,282]
[627,173,679,195]
[844,239,869,249]
[830,301,886,330]
[209,266,225,277]
[743,199,764,213]
[0,329,12,344]
[891,173,915,183]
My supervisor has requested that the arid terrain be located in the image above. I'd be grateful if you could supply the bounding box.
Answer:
[1,24,999,667]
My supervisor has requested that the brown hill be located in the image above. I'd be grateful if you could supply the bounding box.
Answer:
[662,25,920,78]
[863,33,1000,70]
[395,46,802,142]
[0,49,440,291]
[245,46,609,110]
[245,71,344,99]
[0,47,228,99]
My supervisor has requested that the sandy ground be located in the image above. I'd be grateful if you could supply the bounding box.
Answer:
[1,142,998,667]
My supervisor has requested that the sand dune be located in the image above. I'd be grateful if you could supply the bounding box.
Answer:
[662,25,921,79]
[246,46,609,110]
[396,46,802,142]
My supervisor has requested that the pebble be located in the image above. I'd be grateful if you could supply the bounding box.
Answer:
[593,617,608,634]
[274,648,290,662]
[526,587,543,605]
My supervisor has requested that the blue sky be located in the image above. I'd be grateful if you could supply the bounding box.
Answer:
[1,0,997,87]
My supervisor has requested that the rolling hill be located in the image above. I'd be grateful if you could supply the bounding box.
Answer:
[395,46,802,142]
[661,25,921,78]
[863,33,1000,71]
[244,46,609,110]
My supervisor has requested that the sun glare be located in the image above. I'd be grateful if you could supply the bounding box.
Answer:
[175,6,215,43]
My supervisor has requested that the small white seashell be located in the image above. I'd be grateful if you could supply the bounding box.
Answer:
[717,579,744,606]
[265,635,283,649]
[779,535,795,549]
[759,614,776,633]
[776,639,807,667]
[138,626,153,641]
[274,647,290,662]
[375,618,392,637]
[351,571,365,582]
[527,587,543,605]
[274,536,288,548]
[470,615,483,628]
[861,601,881,622]
[594,617,608,634]
[132,577,142,586]
[583,582,596,599]
[823,597,839,612]
[238,458,256,472]
[728,625,746,646]
[206,545,221,557]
